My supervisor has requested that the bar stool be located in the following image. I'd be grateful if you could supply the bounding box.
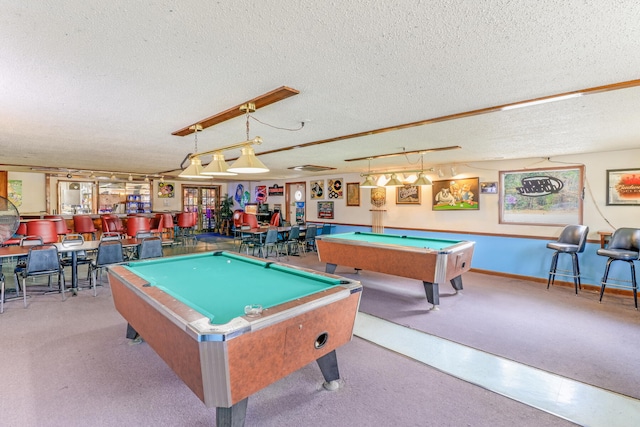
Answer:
[73,215,97,240]
[597,228,640,308]
[160,213,175,239]
[26,220,59,244]
[546,225,589,294]
[126,216,151,239]
[176,212,197,245]
[45,215,72,241]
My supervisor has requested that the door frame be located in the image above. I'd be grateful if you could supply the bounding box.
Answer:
[285,182,306,224]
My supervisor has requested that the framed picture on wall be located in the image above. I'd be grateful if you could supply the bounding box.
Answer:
[432,178,479,210]
[499,166,584,225]
[310,180,324,199]
[396,185,420,204]
[606,168,640,205]
[480,182,498,194]
[346,182,360,206]
[328,178,344,199]
[317,201,334,219]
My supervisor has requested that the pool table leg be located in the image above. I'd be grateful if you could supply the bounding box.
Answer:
[423,275,464,309]
[325,263,337,274]
[316,350,341,390]
[216,398,248,427]
[125,323,139,340]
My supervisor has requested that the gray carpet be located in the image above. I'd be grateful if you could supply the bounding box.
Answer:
[285,254,640,401]
[0,256,574,426]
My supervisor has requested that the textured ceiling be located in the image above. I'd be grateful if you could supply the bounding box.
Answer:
[1,1,639,180]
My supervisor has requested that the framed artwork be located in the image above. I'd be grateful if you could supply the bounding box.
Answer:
[606,168,640,205]
[370,187,386,207]
[310,180,324,199]
[8,180,22,206]
[158,182,175,198]
[346,182,360,206]
[317,201,334,219]
[396,185,421,204]
[499,166,584,225]
[328,178,344,199]
[480,182,498,194]
[268,184,284,196]
[255,185,267,203]
[432,177,479,210]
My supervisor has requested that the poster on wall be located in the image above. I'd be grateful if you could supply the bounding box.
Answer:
[255,186,267,203]
[432,178,479,211]
[606,168,640,205]
[327,178,344,199]
[499,166,584,225]
[8,180,22,207]
[310,180,324,199]
[317,201,334,219]
[158,182,175,198]
[268,184,284,196]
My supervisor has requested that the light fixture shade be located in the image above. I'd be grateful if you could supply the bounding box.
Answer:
[450,166,457,177]
[179,157,208,179]
[413,173,432,186]
[201,152,238,176]
[385,174,404,187]
[360,175,378,188]
[228,146,269,173]
[438,168,445,178]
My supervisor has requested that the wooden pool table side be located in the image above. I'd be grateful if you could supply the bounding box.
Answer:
[316,234,475,308]
[108,263,362,411]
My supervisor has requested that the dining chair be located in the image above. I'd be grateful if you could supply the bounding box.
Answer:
[302,224,318,254]
[2,222,27,246]
[546,225,589,294]
[283,225,302,257]
[89,240,124,296]
[254,228,280,259]
[321,223,332,236]
[597,227,640,308]
[73,215,98,240]
[13,236,44,294]
[19,244,66,307]
[138,237,163,260]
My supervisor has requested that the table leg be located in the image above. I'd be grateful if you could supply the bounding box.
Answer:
[126,323,139,340]
[71,251,78,295]
[316,350,342,391]
[216,398,248,427]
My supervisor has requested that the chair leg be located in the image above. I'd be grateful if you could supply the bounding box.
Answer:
[571,253,580,294]
[22,277,28,308]
[1,276,4,314]
[547,251,559,289]
[599,258,614,302]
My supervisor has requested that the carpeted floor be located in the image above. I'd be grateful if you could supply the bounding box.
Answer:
[283,252,640,401]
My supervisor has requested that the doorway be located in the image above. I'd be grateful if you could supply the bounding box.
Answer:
[182,185,221,232]
[285,182,306,224]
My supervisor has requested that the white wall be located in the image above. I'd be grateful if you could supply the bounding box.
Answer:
[7,171,46,214]
[232,148,639,240]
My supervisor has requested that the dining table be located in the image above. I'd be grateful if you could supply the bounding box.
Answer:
[0,237,172,293]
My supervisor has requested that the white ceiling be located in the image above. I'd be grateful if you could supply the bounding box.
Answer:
[1,1,639,181]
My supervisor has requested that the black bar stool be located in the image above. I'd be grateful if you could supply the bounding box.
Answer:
[546,225,589,294]
[597,228,640,308]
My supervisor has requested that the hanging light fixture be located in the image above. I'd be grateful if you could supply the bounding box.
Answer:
[450,166,457,177]
[385,173,404,187]
[360,158,378,188]
[201,151,237,176]
[413,153,432,186]
[128,174,133,181]
[227,103,269,173]
[179,124,209,179]
[438,168,445,178]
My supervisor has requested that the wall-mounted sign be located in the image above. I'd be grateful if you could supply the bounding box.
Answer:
[268,184,284,196]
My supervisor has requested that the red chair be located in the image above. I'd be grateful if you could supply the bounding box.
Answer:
[160,213,175,239]
[126,216,151,239]
[176,212,197,244]
[45,215,72,241]
[26,220,58,244]
[242,213,259,229]
[73,215,97,240]
[232,210,244,229]
[269,211,281,227]
[150,214,164,236]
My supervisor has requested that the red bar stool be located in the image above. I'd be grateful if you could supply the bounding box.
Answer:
[126,216,151,239]
[176,212,197,245]
[45,215,72,241]
[150,214,164,236]
[161,213,175,239]
[73,215,97,240]
[26,220,58,244]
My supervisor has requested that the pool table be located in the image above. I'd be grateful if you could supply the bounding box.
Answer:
[315,232,475,309]
[107,251,362,427]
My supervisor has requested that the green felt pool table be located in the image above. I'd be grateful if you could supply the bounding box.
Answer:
[107,251,362,427]
[315,232,475,309]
